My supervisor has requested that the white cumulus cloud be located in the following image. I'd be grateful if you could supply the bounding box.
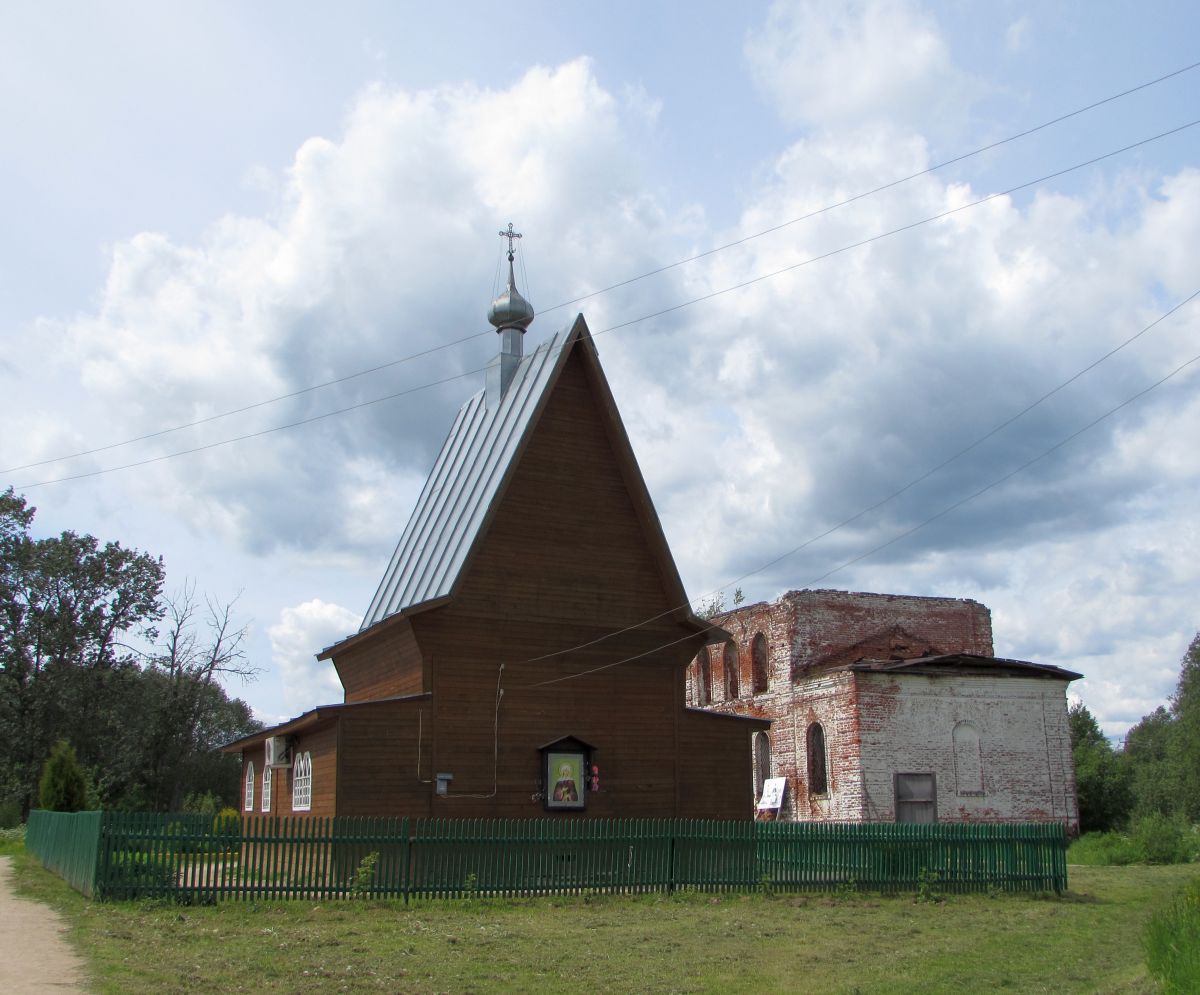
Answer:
[745,0,962,129]
[268,599,360,717]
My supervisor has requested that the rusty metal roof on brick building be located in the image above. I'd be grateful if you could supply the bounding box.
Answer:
[850,653,1082,681]
[360,321,575,630]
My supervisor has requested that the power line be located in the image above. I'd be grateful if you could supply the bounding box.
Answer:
[13,118,1199,490]
[528,345,1200,688]
[512,286,1200,668]
[8,61,1197,477]
[14,369,481,488]
[0,330,492,475]
[14,118,1199,491]
[538,59,1200,315]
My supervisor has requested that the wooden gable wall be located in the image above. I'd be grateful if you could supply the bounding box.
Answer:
[403,341,759,818]
[452,341,677,626]
[331,616,426,703]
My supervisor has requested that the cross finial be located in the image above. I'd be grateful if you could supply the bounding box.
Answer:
[498,222,522,262]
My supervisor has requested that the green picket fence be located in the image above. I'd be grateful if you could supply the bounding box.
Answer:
[25,809,104,897]
[25,811,1068,902]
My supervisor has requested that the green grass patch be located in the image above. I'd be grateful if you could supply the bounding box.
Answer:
[11,852,1200,994]
[1069,831,1143,865]
[0,824,25,856]
[1145,877,1200,993]
[1069,816,1200,866]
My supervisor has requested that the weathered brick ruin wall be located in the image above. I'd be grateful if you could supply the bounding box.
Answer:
[785,670,865,821]
[685,599,799,815]
[685,590,1018,821]
[854,672,1079,832]
[786,589,994,672]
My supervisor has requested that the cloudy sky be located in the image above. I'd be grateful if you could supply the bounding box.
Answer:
[3,1,1197,737]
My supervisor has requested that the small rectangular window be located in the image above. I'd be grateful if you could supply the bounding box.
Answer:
[895,772,937,823]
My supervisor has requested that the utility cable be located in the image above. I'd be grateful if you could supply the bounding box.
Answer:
[528,346,1200,688]
[537,58,1200,314]
[7,60,1197,476]
[0,330,491,475]
[13,118,1199,491]
[14,369,482,488]
[512,285,1200,667]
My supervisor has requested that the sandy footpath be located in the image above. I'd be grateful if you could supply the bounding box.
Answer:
[0,856,88,993]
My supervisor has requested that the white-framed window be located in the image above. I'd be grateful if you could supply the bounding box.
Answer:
[261,765,272,812]
[292,751,312,812]
[244,760,255,812]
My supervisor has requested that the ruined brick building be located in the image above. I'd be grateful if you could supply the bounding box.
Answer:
[686,589,1080,832]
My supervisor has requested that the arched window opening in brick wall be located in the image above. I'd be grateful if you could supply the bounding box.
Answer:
[953,721,984,795]
[724,641,739,699]
[243,760,255,812]
[696,647,712,706]
[807,722,828,795]
[751,632,769,693]
[753,731,771,801]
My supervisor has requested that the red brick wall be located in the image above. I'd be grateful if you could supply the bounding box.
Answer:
[785,589,993,672]
[684,589,1009,821]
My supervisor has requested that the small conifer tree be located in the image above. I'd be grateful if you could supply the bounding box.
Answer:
[38,740,89,812]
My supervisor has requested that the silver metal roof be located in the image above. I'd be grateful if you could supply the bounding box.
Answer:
[360,324,574,630]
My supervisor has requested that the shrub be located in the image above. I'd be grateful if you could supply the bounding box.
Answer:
[0,798,21,829]
[97,851,177,901]
[38,740,89,812]
[1068,818,1199,866]
[0,824,26,855]
[1130,813,1199,865]
[182,791,223,815]
[1145,878,1200,993]
[351,851,379,899]
[1067,831,1141,866]
[215,807,240,830]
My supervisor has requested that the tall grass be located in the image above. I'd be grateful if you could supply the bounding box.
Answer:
[1068,814,1200,866]
[1145,878,1200,993]
[0,824,26,856]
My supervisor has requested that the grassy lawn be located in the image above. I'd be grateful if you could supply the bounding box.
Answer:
[10,851,1199,994]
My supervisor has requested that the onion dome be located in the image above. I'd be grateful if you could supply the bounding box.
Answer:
[488,224,535,331]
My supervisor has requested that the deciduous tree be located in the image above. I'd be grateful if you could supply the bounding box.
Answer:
[1068,701,1131,832]
[1,489,260,815]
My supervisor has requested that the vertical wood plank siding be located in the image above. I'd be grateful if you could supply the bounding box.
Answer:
[333,617,426,702]
[29,811,1069,902]
[396,349,762,820]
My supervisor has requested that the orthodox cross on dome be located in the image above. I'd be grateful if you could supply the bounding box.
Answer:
[498,222,522,262]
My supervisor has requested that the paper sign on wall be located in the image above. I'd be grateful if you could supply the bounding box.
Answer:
[758,776,787,810]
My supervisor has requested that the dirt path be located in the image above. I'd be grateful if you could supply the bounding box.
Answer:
[0,856,88,993]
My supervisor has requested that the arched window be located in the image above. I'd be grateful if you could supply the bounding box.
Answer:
[292,751,312,812]
[243,760,255,812]
[696,647,712,706]
[753,731,771,801]
[807,722,828,795]
[724,641,739,699]
[261,766,272,813]
[751,633,769,693]
[953,721,984,795]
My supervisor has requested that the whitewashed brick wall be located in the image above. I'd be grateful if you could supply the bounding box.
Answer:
[855,672,1078,831]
